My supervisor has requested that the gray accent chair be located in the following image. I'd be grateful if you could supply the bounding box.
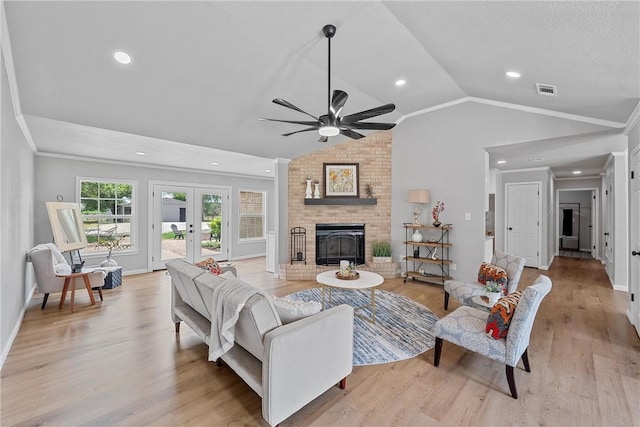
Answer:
[443,250,526,310]
[434,274,552,398]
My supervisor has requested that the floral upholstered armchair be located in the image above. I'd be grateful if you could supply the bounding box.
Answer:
[443,250,526,310]
[434,274,552,398]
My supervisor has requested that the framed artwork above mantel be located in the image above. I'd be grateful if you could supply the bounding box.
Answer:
[323,163,359,198]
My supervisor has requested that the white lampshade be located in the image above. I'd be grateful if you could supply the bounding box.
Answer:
[408,189,430,204]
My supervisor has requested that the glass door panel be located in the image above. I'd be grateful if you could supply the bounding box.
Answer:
[159,190,192,267]
[195,189,228,262]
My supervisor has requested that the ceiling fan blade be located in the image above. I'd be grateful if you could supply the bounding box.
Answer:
[282,127,319,137]
[344,122,396,130]
[318,136,328,143]
[258,117,320,126]
[341,103,396,124]
[272,98,319,121]
[340,129,365,139]
[329,90,348,122]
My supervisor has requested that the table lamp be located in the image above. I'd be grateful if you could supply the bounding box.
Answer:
[408,189,430,225]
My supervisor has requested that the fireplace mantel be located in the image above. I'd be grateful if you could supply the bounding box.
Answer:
[304,198,377,206]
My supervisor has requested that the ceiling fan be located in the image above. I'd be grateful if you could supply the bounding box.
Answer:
[259,24,396,142]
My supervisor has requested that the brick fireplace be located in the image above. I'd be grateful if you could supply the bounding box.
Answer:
[281,130,400,280]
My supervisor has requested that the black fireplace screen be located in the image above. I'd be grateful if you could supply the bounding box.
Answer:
[315,223,365,265]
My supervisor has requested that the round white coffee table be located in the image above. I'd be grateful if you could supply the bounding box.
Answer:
[316,270,384,323]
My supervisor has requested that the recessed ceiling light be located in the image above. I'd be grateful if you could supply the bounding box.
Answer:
[497,160,507,164]
[573,170,582,175]
[265,169,272,173]
[211,162,219,166]
[529,157,545,162]
[135,151,146,156]
[506,71,521,78]
[114,51,131,65]
[395,79,406,86]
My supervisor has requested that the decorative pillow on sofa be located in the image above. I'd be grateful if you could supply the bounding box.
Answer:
[194,257,222,275]
[271,296,322,325]
[485,291,522,339]
[477,262,508,295]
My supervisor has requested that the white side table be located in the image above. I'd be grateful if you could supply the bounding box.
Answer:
[316,270,384,323]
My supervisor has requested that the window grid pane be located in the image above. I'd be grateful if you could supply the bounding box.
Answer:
[239,191,265,239]
[80,179,135,253]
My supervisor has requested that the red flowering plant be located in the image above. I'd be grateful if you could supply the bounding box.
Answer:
[432,201,445,221]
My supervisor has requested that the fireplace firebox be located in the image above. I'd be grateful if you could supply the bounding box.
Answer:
[315,223,365,265]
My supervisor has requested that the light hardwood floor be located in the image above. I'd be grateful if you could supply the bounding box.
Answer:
[2,256,639,426]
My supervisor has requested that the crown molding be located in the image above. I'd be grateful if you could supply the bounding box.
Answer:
[397,95,627,129]
[468,97,626,129]
[1,2,37,153]
[500,166,551,174]
[623,101,640,135]
[396,97,470,124]
[36,152,275,181]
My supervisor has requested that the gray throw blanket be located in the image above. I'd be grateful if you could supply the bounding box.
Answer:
[208,277,268,361]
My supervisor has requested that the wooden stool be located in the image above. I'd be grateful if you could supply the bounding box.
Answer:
[56,272,96,313]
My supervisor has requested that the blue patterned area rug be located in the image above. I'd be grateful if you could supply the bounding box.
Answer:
[286,288,438,366]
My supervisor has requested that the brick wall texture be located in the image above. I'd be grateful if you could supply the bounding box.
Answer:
[282,130,400,280]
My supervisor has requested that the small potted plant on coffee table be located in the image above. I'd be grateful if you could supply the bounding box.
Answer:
[484,281,502,305]
[372,241,392,263]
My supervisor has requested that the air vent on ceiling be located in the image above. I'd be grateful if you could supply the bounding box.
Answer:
[535,83,557,96]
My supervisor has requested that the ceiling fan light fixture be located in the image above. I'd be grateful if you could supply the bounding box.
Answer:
[318,125,340,137]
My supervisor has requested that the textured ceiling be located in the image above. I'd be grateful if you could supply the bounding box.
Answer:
[4,1,639,177]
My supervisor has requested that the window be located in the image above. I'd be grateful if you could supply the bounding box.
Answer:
[78,178,136,254]
[239,190,265,240]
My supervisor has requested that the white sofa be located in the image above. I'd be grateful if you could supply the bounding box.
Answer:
[166,259,354,426]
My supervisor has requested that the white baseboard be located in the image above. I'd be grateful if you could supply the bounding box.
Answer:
[1,285,36,370]
[613,284,629,292]
[123,268,148,276]
[230,252,267,261]
[539,254,554,270]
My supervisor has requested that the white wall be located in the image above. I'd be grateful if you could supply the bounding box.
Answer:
[392,101,611,282]
[33,156,275,273]
[1,50,35,365]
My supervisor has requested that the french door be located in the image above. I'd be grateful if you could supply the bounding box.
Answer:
[505,182,540,268]
[151,183,229,270]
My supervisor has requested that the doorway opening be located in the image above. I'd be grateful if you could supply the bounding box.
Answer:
[150,182,230,270]
[556,188,598,260]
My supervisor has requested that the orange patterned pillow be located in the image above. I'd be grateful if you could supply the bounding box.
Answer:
[194,257,222,275]
[477,262,508,295]
[485,291,522,339]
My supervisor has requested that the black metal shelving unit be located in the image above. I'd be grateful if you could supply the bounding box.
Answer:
[403,223,452,286]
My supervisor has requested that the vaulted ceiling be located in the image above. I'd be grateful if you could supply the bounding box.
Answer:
[4,1,639,178]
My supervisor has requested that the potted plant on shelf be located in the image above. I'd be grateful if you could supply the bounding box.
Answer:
[372,241,392,263]
[484,281,502,305]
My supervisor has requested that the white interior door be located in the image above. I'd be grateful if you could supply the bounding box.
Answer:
[506,182,540,268]
[151,184,229,270]
[630,148,640,335]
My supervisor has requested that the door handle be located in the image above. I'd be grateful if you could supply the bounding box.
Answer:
[604,232,609,236]
[508,227,513,231]
[633,251,640,256]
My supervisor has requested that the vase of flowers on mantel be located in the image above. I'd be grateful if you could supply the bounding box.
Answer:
[432,200,445,227]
